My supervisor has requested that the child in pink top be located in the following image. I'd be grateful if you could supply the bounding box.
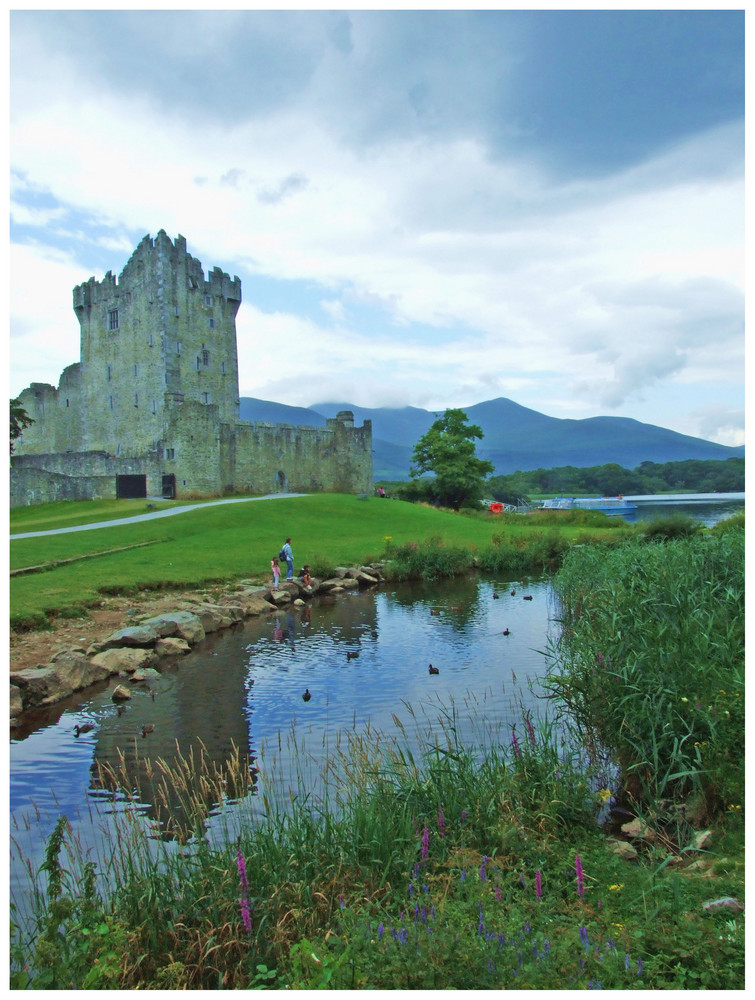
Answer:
[271,556,281,588]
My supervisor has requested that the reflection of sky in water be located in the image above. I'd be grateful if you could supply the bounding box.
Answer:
[10,575,559,919]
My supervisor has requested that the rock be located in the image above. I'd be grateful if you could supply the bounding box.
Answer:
[221,592,276,617]
[10,685,23,718]
[130,668,163,682]
[268,589,292,605]
[607,837,639,861]
[621,817,656,842]
[90,647,157,675]
[691,829,714,852]
[702,896,744,913]
[141,611,205,646]
[89,624,163,654]
[186,603,239,632]
[155,636,191,657]
[10,654,111,709]
[355,570,379,586]
[111,684,131,701]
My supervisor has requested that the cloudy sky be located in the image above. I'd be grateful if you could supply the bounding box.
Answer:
[9,8,745,445]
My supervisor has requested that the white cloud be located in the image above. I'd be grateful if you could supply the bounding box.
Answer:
[8,13,744,447]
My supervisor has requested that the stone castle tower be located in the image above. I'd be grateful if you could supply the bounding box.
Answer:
[11,232,372,505]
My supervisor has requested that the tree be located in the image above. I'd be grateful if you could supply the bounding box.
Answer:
[10,398,34,455]
[410,408,494,510]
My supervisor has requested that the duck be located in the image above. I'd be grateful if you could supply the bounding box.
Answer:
[502,628,511,636]
[428,664,440,675]
[430,610,441,616]
[493,593,499,599]
[346,650,359,660]
[141,724,154,737]
[73,723,95,737]
[523,595,533,601]
[302,689,312,702]
[510,590,516,596]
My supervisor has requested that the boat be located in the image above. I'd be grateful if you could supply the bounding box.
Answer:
[540,496,637,515]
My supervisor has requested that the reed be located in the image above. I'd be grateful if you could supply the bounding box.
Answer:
[547,529,744,816]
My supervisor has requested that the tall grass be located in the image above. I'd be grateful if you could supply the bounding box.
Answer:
[11,692,744,989]
[546,529,744,814]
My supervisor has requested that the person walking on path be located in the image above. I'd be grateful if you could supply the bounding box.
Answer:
[280,538,294,579]
[271,556,281,588]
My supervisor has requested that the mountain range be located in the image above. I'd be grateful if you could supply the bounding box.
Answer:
[239,396,744,481]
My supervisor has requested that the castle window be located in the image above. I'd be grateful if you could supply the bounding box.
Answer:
[108,309,119,331]
[202,349,210,366]
[165,447,175,460]
[177,341,182,355]
[66,399,70,407]
[107,365,112,381]
[221,361,226,374]
[148,333,154,347]
[134,363,139,376]
[208,318,215,329]
[151,399,157,413]
[204,294,213,306]
[134,393,139,407]
[109,396,114,410]
[201,392,211,404]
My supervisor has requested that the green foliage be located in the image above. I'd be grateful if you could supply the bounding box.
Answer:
[382,536,472,581]
[639,513,700,542]
[548,532,744,810]
[488,456,744,499]
[10,396,34,454]
[410,408,494,510]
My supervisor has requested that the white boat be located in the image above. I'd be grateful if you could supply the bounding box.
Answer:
[540,496,637,515]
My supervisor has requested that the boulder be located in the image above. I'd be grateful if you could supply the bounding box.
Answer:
[220,591,276,617]
[9,684,23,719]
[355,570,379,587]
[141,611,205,646]
[155,636,191,657]
[89,624,163,654]
[186,603,241,632]
[111,684,131,701]
[130,668,163,682]
[90,647,157,675]
[10,654,111,709]
[268,589,292,605]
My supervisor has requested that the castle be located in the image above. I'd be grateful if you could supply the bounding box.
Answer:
[11,231,372,506]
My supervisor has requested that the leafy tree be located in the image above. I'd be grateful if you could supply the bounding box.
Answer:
[10,398,33,455]
[410,408,494,510]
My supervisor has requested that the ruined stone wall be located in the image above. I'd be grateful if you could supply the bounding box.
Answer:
[10,465,114,508]
[229,413,373,495]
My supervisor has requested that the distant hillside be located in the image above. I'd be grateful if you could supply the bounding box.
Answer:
[238,396,744,480]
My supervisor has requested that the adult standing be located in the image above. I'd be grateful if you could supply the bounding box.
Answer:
[281,537,294,579]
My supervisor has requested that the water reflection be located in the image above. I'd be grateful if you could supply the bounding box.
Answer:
[10,575,558,913]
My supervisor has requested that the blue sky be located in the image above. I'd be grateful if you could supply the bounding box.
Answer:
[8,8,745,445]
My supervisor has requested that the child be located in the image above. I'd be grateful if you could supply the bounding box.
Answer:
[271,555,281,588]
[299,564,312,589]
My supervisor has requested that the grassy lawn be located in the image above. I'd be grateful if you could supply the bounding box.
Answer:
[9,495,626,626]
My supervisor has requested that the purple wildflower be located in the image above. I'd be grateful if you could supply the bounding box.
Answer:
[421,826,430,862]
[461,808,467,824]
[511,729,522,758]
[494,886,502,902]
[236,850,252,933]
[575,853,585,897]
[637,958,643,977]
[519,873,527,889]
[580,926,590,952]
[239,896,252,934]
[597,652,603,666]
[438,808,446,837]
[535,869,542,903]
[479,863,488,881]
[377,922,384,940]
[624,953,630,971]
[236,849,249,894]
[461,868,466,882]
[524,713,536,747]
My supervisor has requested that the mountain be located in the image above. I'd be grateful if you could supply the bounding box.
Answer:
[238,396,744,480]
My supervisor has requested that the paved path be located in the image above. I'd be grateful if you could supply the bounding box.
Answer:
[10,493,308,540]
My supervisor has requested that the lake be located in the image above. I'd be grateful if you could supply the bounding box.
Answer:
[10,573,560,919]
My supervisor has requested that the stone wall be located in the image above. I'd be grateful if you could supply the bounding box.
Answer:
[11,232,372,504]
